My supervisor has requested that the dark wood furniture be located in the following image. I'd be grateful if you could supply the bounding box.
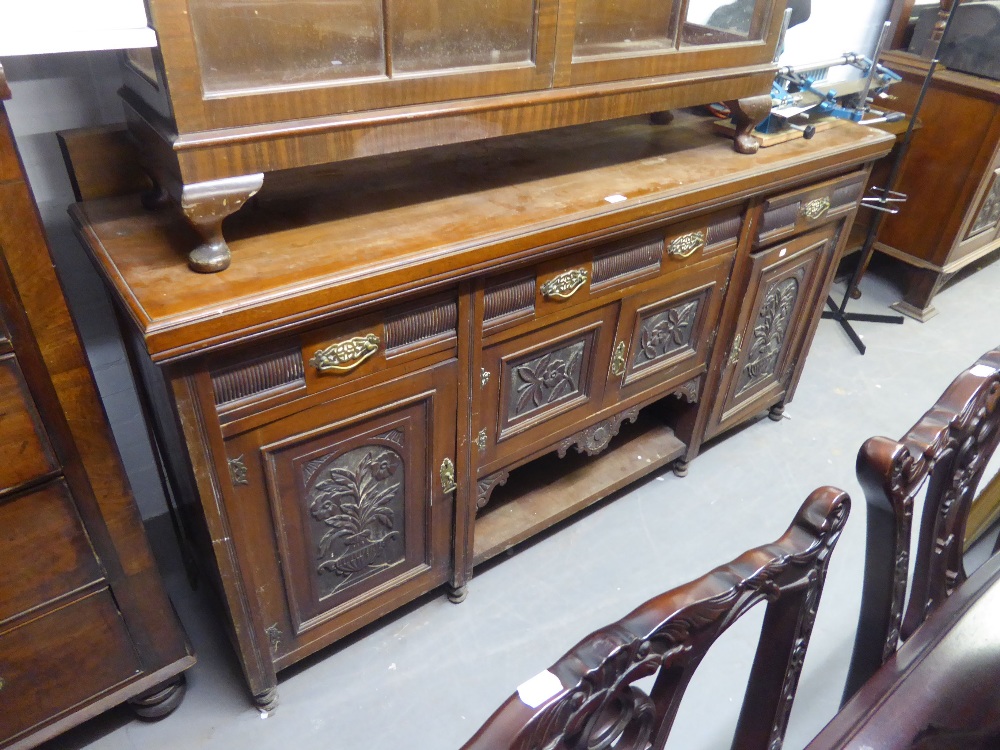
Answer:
[869,48,1000,321]
[462,486,850,750]
[806,551,1000,750]
[122,0,791,271]
[0,64,194,749]
[69,113,892,708]
[842,345,1000,702]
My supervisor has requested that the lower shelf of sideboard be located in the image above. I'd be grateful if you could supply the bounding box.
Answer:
[473,414,685,566]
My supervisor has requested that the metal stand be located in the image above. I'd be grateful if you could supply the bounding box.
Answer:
[822,2,960,355]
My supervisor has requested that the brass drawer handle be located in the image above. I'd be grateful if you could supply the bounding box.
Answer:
[610,341,627,378]
[310,333,380,373]
[667,230,706,259]
[801,197,831,221]
[540,269,588,300]
[440,458,457,494]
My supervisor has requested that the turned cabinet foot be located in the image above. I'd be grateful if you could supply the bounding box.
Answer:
[253,687,279,713]
[180,174,264,273]
[128,675,187,720]
[672,459,689,478]
[768,403,786,422]
[448,583,468,604]
[649,110,674,126]
[725,95,772,154]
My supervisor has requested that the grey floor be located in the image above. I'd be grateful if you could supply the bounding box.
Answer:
[43,255,1000,750]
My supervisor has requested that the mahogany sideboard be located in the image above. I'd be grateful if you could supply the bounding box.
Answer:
[70,113,893,708]
[122,0,788,271]
[0,66,194,748]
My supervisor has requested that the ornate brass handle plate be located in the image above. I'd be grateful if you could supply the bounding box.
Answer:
[667,230,706,260]
[310,333,380,373]
[476,429,488,452]
[540,269,588,300]
[800,197,831,221]
[610,341,627,378]
[440,457,457,494]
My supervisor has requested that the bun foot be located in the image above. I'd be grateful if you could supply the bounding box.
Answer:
[448,584,468,604]
[673,459,689,478]
[128,675,186,720]
[254,687,279,713]
[769,404,786,422]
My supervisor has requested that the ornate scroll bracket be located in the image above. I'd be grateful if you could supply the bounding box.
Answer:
[671,377,701,404]
[477,469,510,511]
[540,269,588,300]
[310,333,381,373]
[558,407,640,458]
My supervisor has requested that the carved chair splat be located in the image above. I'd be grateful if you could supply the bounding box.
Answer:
[843,346,1000,703]
[462,486,851,750]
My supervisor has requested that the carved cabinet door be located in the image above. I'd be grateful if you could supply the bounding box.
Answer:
[604,255,731,406]
[705,225,838,439]
[221,359,457,657]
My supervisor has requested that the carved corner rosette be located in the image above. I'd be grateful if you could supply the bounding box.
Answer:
[557,407,641,458]
[477,470,510,511]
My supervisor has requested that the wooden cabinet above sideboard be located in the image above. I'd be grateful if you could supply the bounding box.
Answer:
[122,0,789,271]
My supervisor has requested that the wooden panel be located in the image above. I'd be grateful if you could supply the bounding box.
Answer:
[0,591,141,746]
[0,354,59,494]
[0,481,103,625]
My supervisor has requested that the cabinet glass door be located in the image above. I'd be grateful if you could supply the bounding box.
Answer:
[680,0,771,47]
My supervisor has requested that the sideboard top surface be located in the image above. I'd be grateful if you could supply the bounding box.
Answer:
[72,113,893,362]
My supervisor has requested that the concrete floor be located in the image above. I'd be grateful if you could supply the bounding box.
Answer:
[44,255,1000,750]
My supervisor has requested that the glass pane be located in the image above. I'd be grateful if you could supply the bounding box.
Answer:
[573,0,677,58]
[681,0,767,47]
[189,0,386,95]
[389,0,537,73]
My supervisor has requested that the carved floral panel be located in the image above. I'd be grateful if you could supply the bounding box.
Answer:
[633,299,700,368]
[303,436,406,598]
[507,339,586,420]
[737,276,799,394]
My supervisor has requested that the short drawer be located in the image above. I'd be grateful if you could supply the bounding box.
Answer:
[210,292,458,417]
[0,590,141,745]
[0,480,103,624]
[482,207,743,334]
[0,354,59,494]
[755,171,867,247]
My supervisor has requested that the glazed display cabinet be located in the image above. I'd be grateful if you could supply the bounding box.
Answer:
[122,0,789,271]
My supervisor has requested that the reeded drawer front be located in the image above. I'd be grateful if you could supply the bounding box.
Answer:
[478,304,618,470]
[0,590,141,745]
[482,207,743,335]
[0,480,103,625]
[756,171,866,247]
[0,354,59,494]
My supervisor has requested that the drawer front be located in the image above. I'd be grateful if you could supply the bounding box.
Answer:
[0,590,141,745]
[0,481,103,625]
[482,208,743,334]
[0,354,59,494]
[210,293,458,418]
[606,255,731,405]
[756,171,866,247]
[225,360,456,642]
[478,304,618,471]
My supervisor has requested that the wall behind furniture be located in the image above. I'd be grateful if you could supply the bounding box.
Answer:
[0,51,168,520]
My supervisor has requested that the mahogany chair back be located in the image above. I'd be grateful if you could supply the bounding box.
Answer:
[461,486,850,750]
[842,347,1000,702]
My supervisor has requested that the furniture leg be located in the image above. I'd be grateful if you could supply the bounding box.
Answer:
[253,687,279,713]
[448,583,469,603]
[769,403,785,422]
[180,174,264,273]
[128,675,187,720]
[725,95,772,154]
[672,458,689,477]
[889,265,947,322]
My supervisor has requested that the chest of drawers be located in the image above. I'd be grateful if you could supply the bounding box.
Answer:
[70,113,892,708]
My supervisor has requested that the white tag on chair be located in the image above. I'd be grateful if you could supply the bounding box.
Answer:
[517,670,563,708]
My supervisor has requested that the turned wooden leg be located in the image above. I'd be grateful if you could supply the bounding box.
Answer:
[889,265,947,322]
[725,95,772,155]
[180,174,264,273]
[672,458,689,478]
[769,403,785,422]
[253,687,279,713]
[128,674,187,720]
[448,583,468,603]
